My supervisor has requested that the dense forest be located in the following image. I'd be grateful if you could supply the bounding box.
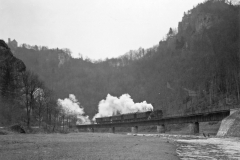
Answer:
[1,0,240,126]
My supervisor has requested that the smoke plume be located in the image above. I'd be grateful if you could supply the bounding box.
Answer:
[93,94,153,120]
[57,94,91,124]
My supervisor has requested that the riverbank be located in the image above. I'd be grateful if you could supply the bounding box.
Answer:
[0,132,179,160]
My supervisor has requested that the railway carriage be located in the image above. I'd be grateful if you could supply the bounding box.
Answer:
[123,113,136,121]
[136,111,152,120]
[95,109,163,124]
[95,118,103,124]
[102,117,111,123]
[112,115,123,123]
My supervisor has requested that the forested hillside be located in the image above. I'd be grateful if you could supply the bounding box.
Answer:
[14,0,240,118]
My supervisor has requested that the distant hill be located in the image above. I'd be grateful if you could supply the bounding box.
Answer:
[14,0,240,118]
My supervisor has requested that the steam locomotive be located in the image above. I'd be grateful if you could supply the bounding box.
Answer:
[95,109,163,124]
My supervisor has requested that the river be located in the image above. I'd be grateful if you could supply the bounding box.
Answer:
[131,133,240,159]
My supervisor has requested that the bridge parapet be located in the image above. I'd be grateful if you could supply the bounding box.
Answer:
[167,107,235,118]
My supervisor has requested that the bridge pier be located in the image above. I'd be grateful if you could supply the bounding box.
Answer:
[89,128,94,133]
[189,122,199,134]
[157,124,165,133]
[131,126,138,134]
[109,127,115,133]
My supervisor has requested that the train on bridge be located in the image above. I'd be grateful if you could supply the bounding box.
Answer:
[95,109,163,124]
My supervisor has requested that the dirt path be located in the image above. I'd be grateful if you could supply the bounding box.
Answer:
[0,133,179,160]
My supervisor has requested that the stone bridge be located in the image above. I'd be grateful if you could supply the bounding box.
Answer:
[77,109,233,134]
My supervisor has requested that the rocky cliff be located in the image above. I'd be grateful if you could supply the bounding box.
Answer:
[167,0,233,51]
[0,40,26,96]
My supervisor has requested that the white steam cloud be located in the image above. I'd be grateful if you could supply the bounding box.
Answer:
[93,94,153,120]
[57,94,91,124]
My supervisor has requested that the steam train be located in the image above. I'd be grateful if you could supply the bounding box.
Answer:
[95,109,163,124]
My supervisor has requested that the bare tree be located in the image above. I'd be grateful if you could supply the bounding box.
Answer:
[20,70,43,128]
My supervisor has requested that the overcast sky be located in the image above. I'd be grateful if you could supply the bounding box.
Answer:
[1,0,206,60]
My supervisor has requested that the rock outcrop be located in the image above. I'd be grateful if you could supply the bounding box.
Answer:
[9,124,26,133]
[0,40,25,72]
[163,0,231,51]
[0,40,26,96]
[217,109,240,137]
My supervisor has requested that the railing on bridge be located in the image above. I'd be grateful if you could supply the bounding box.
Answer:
[164,104,239,118]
